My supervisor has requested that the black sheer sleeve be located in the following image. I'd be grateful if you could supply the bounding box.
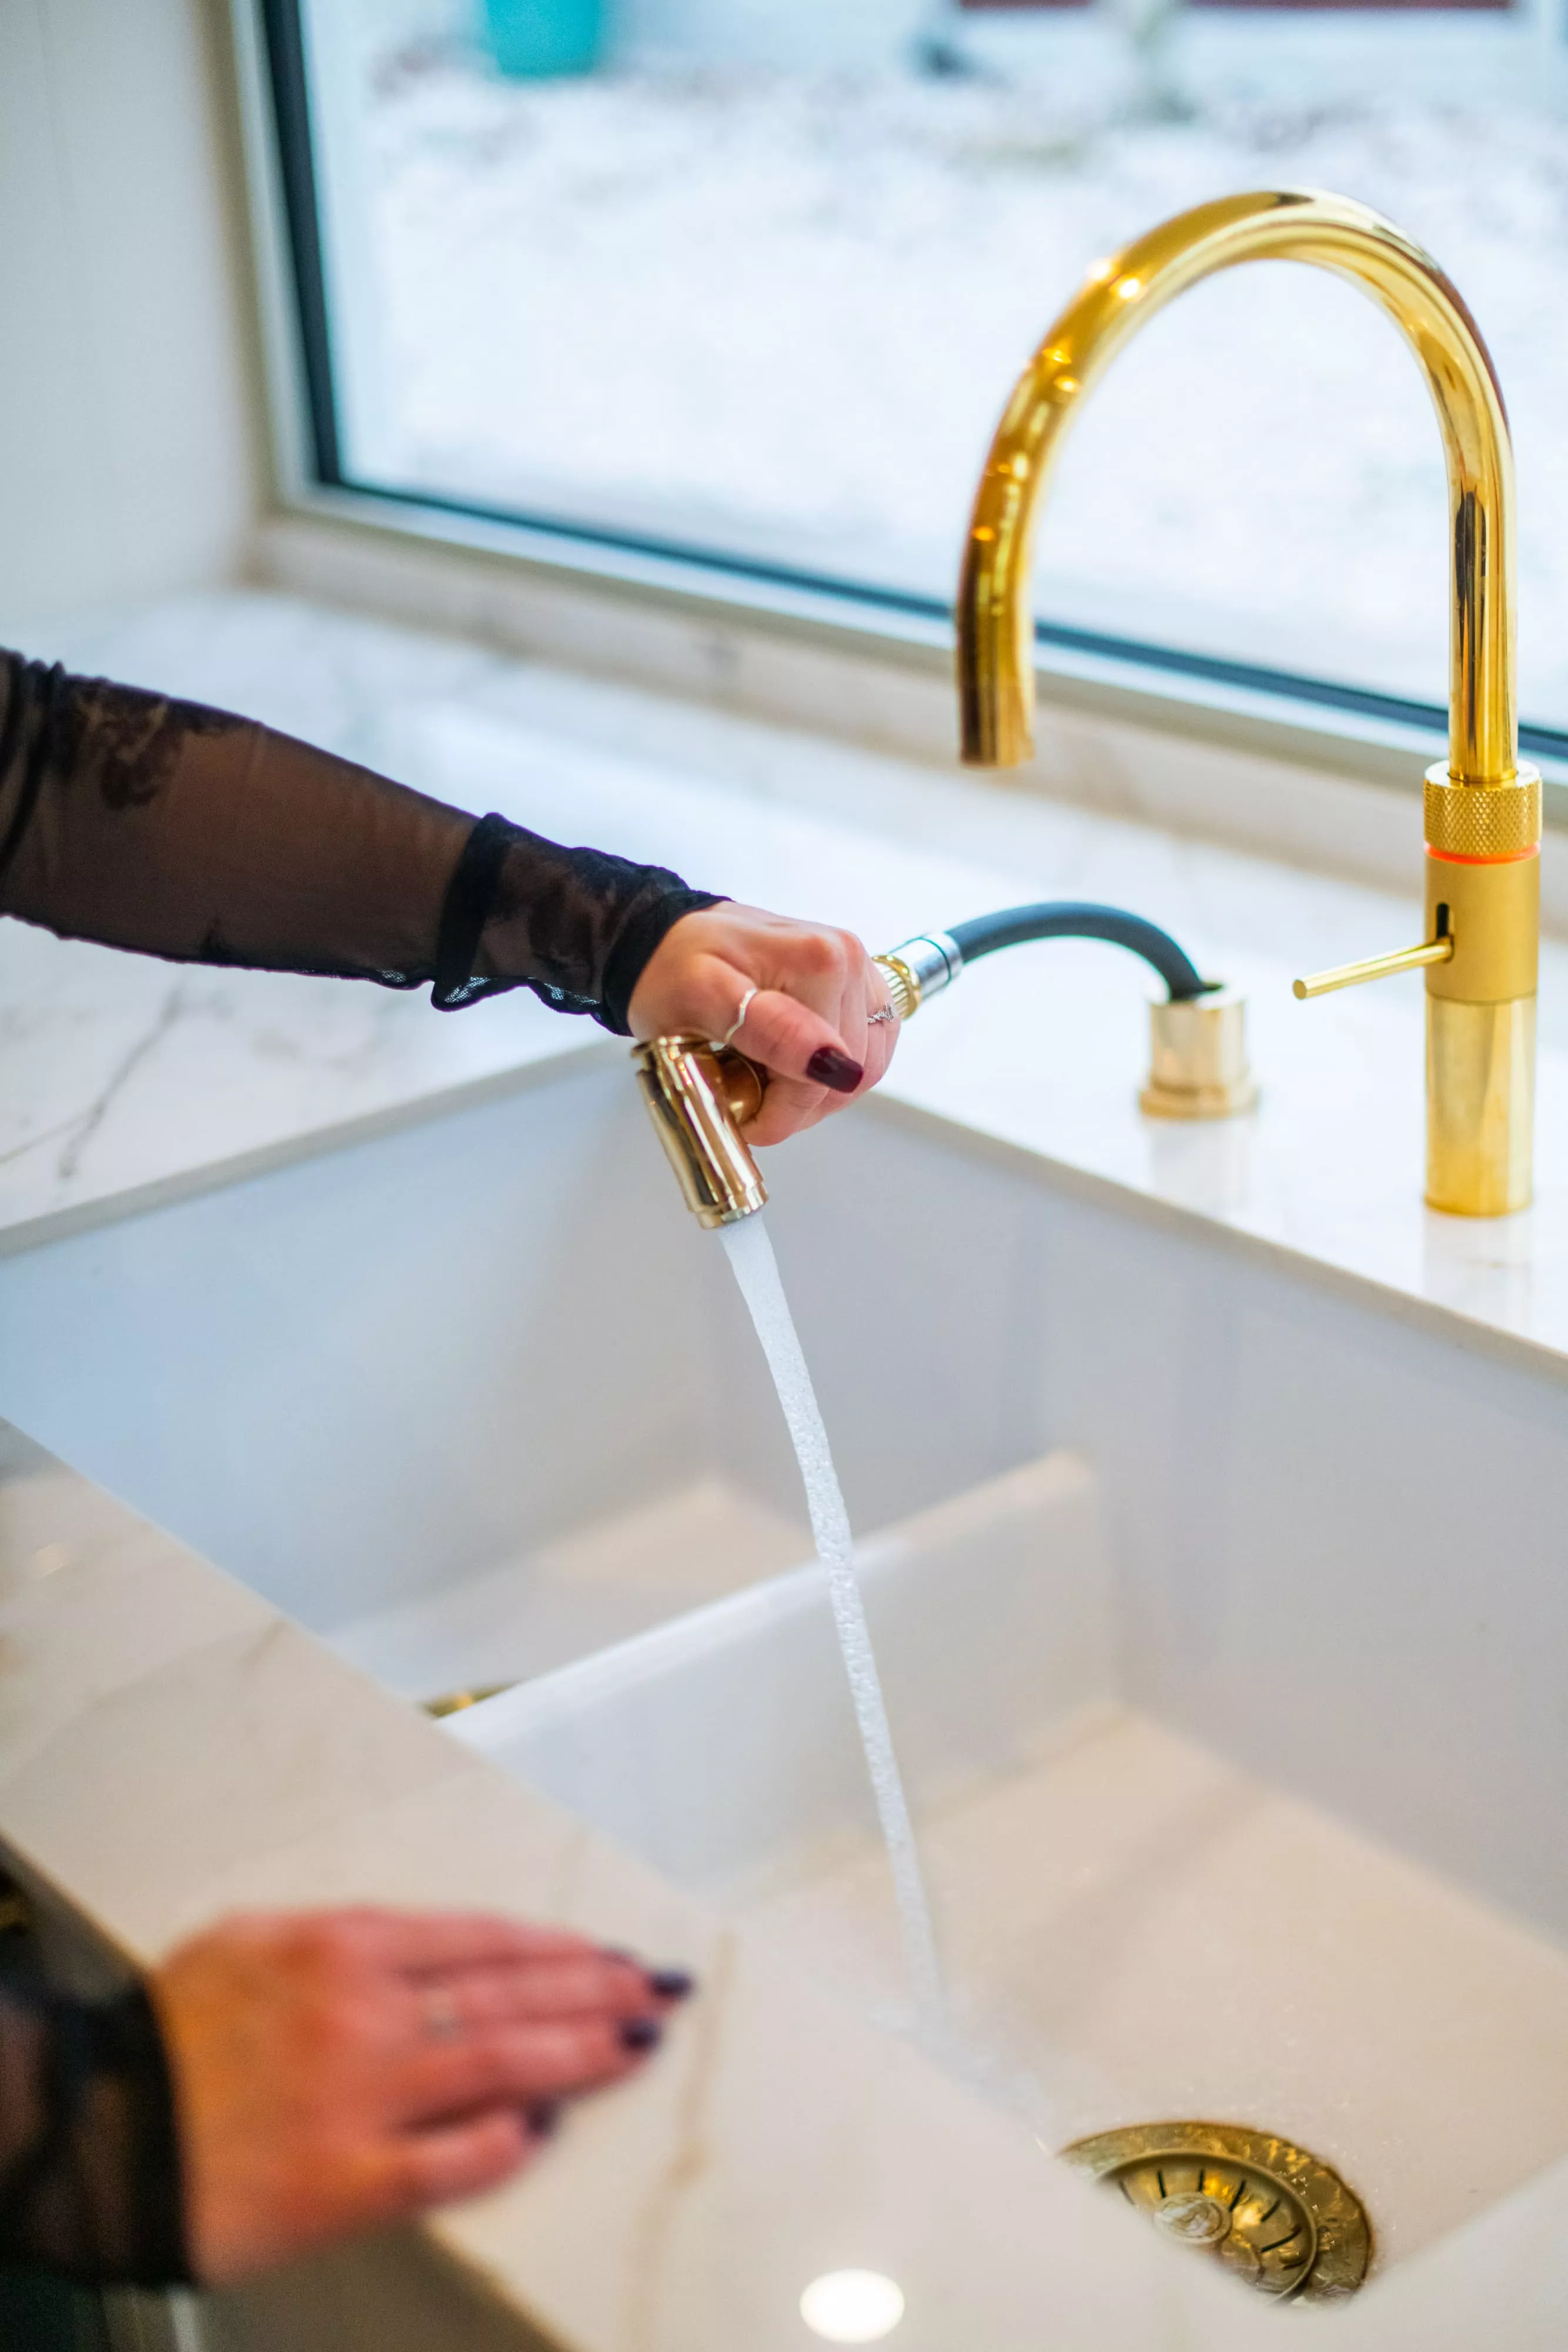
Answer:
[0,1947,187,2286]
[0,651,721,1033]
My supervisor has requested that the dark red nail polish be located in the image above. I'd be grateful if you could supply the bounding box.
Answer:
[527,2100,562,2138]
[648,1967,696,2001]
[620,2016,663,2052]
[806,1047,864,1094]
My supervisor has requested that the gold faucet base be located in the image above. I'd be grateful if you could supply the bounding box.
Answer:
[1139,989,1257,1121]
[1139,1078,1260,1121]
[1425,994,1535,1217]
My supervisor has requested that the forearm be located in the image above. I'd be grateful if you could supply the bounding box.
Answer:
[0,652,718,1032]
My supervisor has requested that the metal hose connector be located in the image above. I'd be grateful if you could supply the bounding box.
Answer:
[874,933,964,1020]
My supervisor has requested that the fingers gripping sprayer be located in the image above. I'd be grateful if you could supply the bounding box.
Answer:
[633,903,1255,1225]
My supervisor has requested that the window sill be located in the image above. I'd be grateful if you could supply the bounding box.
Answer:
[254,487,1568,910]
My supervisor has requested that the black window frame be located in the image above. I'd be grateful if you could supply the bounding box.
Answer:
[256,0,1568,773]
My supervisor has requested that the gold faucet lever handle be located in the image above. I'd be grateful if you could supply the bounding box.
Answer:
[1292,936,1454,1000]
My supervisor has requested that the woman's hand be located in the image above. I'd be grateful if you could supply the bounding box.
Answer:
[627,904,897,1146]
[152,1907,693,2285]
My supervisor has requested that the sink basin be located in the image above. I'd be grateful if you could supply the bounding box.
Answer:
[454,1436,1568,2281]
[0,1060,1043,1700]
[4,1052,1568,2307]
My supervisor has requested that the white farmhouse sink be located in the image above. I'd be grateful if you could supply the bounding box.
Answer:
[0,1060,1044,1699]
[4,1054,1568,2309]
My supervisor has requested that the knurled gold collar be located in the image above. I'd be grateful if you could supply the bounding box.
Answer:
[1425,761,1541,859]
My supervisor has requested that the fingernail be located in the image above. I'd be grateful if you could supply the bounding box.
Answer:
[620,2015,663,2052]
[527,2100,561,2139]
[805,1047,864,1094]
[647,1967,696,2001]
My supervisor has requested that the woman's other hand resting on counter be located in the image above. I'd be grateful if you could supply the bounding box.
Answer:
[627,903,898,1146]
[152,1907,694,2284]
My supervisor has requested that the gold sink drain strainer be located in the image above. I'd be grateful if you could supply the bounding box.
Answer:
[1062,2122,1371,2304]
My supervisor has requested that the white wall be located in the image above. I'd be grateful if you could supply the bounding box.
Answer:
[0,0,260,626]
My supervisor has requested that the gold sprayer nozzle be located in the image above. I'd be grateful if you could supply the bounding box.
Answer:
[632,1035,768,1228]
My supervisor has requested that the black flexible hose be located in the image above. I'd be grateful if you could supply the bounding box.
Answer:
[946,903,1211,1001]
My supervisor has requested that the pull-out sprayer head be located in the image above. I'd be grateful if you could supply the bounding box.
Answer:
[636,908,1253,1226]
[631,944,958,1230]
[632,1035,768,1228]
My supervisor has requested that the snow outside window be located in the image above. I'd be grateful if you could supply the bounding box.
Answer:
[277,0,1568,739]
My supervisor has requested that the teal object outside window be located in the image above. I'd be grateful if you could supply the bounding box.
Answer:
[483,0,603,75]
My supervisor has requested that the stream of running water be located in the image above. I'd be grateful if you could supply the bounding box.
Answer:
[720,1212,944,2032]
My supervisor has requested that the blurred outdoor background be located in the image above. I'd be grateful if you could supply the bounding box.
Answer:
[298,0,1568,720]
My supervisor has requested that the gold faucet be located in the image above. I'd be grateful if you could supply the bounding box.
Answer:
[957,189,1539,1217]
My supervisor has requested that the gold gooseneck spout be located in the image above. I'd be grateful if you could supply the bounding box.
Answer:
[957,189,1514,784]
[957,189,1540,1218]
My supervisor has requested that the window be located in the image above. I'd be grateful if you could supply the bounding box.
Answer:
[258,0,1568,755]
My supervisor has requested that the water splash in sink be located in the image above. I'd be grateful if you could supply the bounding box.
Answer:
[720,1214,943,2030]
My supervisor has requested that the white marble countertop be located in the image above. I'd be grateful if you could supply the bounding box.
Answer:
[4,592,1568,2348]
